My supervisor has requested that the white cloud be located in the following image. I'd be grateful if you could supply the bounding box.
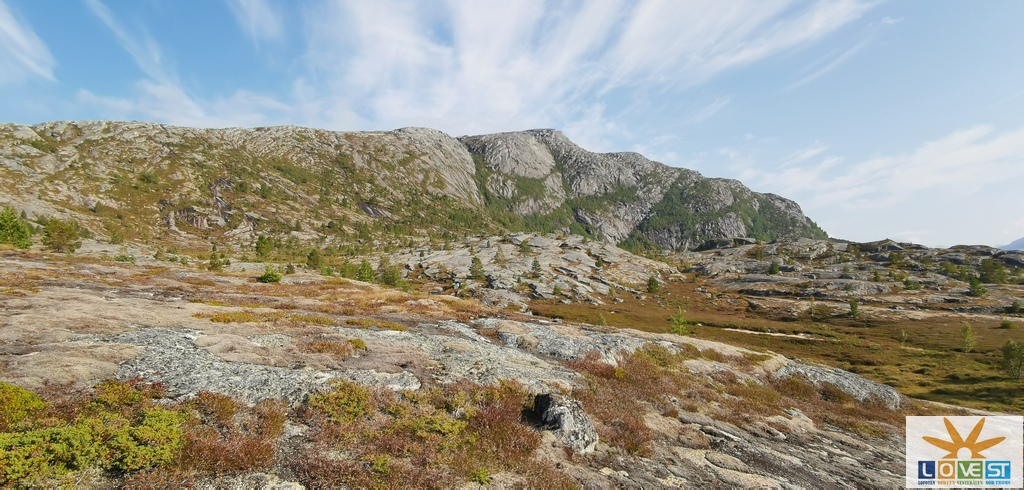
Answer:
[226,0,283,45]
[84,0,175,85]
[75,0,877,138]
[731,126,1024,245]
[289,0,873,138]
[0,0,55,85]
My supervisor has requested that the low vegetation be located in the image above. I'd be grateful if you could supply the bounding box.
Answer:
[0,379,284,487]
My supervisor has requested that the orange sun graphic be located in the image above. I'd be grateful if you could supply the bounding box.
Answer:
[923,417,1005,459]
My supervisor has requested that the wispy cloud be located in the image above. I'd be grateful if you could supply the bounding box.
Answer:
[288,0,874,138]
[720,126,1024,245]
[226,0,283,45]
[77,0,876,134]
[0,0,55,85]
[84,0,175,85]
[81,0,299,128]
[786,37,869,90]
[737,125,1024,211]
[684,96,731,124]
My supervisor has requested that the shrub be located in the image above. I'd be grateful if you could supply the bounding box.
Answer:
[999,319,1015,329]
[668,307,689,335]
[0,207,32,249]
[357,259,375,283]
[1013,301,1022,315]
[41,218,82,253]
[767,262,780,275]
[646,275,660,294]
[254,235,273,260]
[961,322,975,353]
[848,299,859,318]
[257,266,282,283]
[968,277,987,297]
[348,338,367,351]
[306,249,323,269]
[530,258,542,279]
[1003,340,1024,380]
[468,256,484,280]
[0,383,47,431]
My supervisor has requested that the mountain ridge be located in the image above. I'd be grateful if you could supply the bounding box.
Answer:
[1002,237,1024,251]
[0,120,825,251]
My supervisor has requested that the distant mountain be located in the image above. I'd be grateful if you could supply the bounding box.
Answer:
[1002,237,1024,251]
[0,121,826,251]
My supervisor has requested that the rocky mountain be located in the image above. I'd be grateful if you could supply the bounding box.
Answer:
[0,121,824,252]
[1002,236,1024,251]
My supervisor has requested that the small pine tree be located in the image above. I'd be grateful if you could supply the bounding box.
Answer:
[306,248,323,269]
[41,218,82,253]
[669,307,689,335]
[492,246,507,265]
[469,255,485,279]
[848,299,859,318]
[519,240,532,257]
[0,206,32,249]
[254,235,273,261]
[530,258,542,279]
[357,259,375,282]
[1003,339,1024,380]
[552,284,562,296]
[961,322,976,353]
[968,277,987,297]
[646,275,660,294]
[1013,301,1022,314]
[767,262,781,275]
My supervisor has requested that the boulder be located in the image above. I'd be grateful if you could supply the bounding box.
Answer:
[533,393,599,454]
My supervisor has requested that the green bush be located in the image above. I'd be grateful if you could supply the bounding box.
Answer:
[0,207,32,249]
[646,275,660,294]
[468,256,484,280]
[40,218,82,253]
[306,380,370,424]
[0,380,187,486]
[306,248,323,269]
[0,384,47,431]
[357,259,375,283]
[668,307,689,335]
[968,277,987,297]
[257,266,282,283]
[1003,340,1024,380]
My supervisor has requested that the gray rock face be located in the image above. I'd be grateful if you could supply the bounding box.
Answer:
[460,129,826,249]
[534,393,599,454]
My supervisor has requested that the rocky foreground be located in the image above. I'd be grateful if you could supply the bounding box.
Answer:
[0,244,967,488]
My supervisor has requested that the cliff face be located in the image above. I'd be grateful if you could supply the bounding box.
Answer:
[460,129,826,250]
[0,121,824,250]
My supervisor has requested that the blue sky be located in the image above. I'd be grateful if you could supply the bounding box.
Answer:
[1,0,1023,247]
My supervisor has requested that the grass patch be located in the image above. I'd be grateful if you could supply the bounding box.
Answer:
[193,310,286,323]
[345,317,408,331]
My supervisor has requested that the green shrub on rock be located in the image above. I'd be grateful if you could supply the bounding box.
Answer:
[0,207,32,249]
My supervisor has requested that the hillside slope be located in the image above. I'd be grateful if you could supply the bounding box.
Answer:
[0,121,825,251]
